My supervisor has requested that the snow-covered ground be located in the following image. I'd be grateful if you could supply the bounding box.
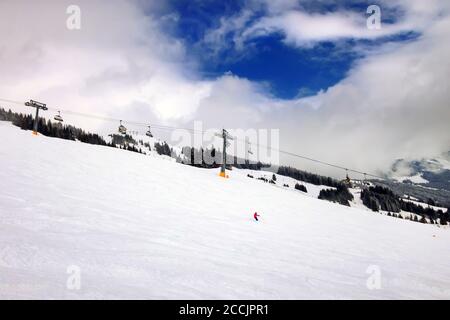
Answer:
[394,173,429,184]
[244,170,335,199]
[1,121,450,299]
[401,198,448,212]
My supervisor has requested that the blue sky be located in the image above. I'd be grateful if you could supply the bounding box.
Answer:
[196,36,357,99]
[163,0,415,99]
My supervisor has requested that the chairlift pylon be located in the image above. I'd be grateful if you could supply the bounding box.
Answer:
[362,173,369,188]
[246,137,253,155]
[54,110,63,122]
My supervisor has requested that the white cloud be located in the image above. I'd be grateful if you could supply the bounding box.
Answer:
[0,0,209,128]
[0,0,449,178]
[203,10,254,53]
[243,10,388,46]
[202,0,449,51]
[188,6,450,176]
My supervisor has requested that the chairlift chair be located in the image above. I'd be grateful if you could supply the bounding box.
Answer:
[146,126,153,138]
[54,111,63,122]
[342,169,353,188]
[118,120,127,134]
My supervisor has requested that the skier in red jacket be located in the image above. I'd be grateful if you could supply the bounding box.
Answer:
[254,212,260,221]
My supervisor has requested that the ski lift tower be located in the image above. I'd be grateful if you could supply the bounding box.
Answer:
[25,100,48,135]
[362,173,368,190]
[215,129,234,178]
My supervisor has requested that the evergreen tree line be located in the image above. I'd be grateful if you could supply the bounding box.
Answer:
[256,176,276,184]
[232,156,268,170]
[361,186,449,225]
[373,179,450,209]
[109,134,143,154]
[318,185,354,206]
[294,183,308,193]
[0,108,270,167]
[177,146,268,170]
[109,133,136,146]
[0,108,144,154]
[155,142,172,157]
[361,186,402,212]
[1,108,111,145]
[277,166,342,188]
[175,146,219,168]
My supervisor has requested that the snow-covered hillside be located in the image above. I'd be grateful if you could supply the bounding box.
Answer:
[389,155,450,192]
[1,121,449,299]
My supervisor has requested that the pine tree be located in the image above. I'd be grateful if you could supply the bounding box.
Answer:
[295,183,307,193]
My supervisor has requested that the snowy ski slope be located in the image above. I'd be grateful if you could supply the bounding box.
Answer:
[0,121,449,299]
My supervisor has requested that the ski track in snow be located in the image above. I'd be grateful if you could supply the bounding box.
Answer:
[0,121,449,299]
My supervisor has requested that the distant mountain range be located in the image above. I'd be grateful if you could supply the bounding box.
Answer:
[377,152,450,207]
[388,151,450,192]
